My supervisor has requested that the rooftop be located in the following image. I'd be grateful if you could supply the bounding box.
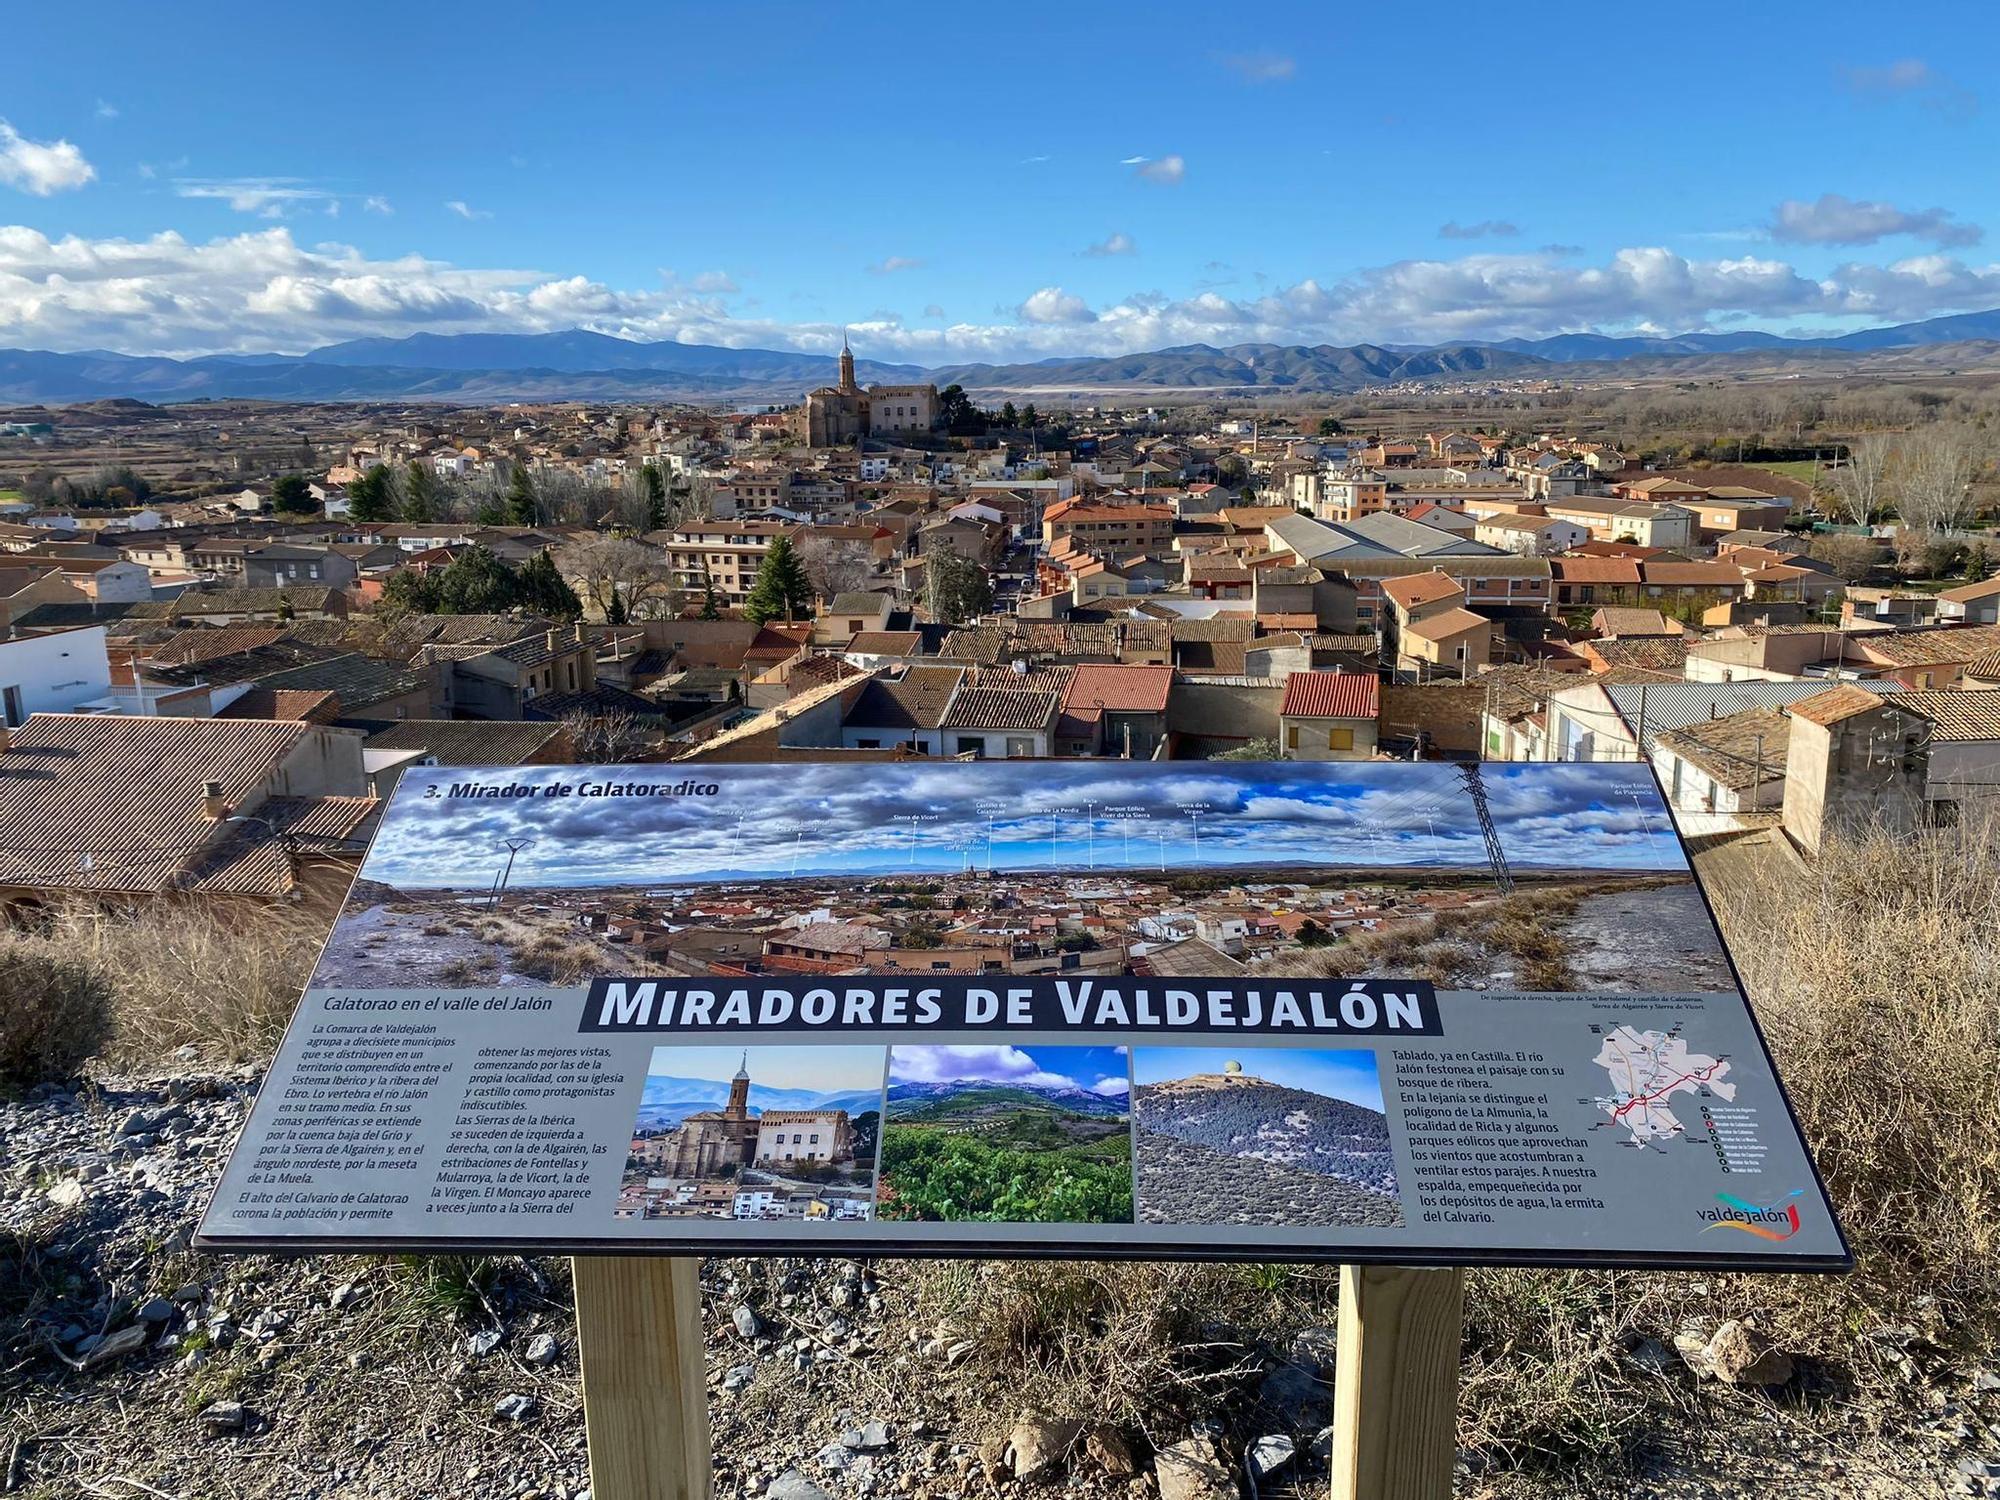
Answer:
[1279,671,1380,720]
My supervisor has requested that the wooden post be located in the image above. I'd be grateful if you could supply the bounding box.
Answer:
[1328,1265,1464,1500]
[573,1256,713,1500]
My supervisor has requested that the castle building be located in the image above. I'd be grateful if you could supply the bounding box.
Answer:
[805,333,939,447]
[637,1053,855,1177]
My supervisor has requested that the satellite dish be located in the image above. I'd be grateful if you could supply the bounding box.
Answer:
[1224,1060,1243,1076]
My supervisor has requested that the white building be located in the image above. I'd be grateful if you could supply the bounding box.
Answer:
[0,627,113,726]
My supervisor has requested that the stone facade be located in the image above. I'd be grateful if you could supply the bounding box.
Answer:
[804,335,938,447]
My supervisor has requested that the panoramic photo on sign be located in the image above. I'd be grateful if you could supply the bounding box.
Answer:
[196,761,1848,1270]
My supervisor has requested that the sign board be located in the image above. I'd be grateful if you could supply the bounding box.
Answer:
[196,761,1848,1270]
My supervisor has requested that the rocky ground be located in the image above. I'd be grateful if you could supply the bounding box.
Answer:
[1559,885,1738,995]
[4,1065,1995,1499]
[1133,1132,1404,1229]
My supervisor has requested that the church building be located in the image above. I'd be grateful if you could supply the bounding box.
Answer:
[804,334,940,447]
[636,1053,855,1178]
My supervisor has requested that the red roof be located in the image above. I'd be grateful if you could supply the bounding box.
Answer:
[1060,663,1173,713]
[1280,671,1380,720]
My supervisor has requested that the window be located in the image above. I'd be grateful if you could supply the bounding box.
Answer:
[1285,725,1300,749]
[1329,726,1354,751]
[0,685,21,727]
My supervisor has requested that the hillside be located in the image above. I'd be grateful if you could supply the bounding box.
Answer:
[635,1073,881,1128]
[1133,1071,1396,1193]
[886,1077,1129,1120]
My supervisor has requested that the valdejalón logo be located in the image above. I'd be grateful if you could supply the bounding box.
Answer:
[1698,1188,1805,1241]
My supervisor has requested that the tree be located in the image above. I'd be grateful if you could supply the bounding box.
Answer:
[270,474,315,515]
[556,534,681,621]
[402,461,440,524]
[1317,417,1345,437]
[347,463,395,523]
[1806,533,1882,584]
[638,462,668,532]
[1897,424,1981,535]
[923,547,992,626]
[504,464,539,527]
[743,534,814,624]
[999,401,1018,427]
[433,545,521,614]
[560,708,654,763]
[1020,403,1038,431]
[797,535,876,601]
[699,572,721,620]
[1827,432,1895,529]
[516,550,583,619]
[379,566,442,615]
[1210,736,1282,760]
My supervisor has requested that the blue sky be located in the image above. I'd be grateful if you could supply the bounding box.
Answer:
[353,762,1690,889]
[5,2,2000,358]
[645,1043,884,1094]
[889,1044,1130,1096]
[1132,1046,1384,1112]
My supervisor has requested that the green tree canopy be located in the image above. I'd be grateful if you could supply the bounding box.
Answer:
[924,548,992,626]
[505,464,539,527]
[346,463,395,523]
[516,549,582,619]
[401,460,440,524]
[270,474,315,515]
[434,545,521,614]
[639,462,668,532]
[743,534,813,624]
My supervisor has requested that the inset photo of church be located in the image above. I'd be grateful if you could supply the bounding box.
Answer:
[616,1045,885,1224]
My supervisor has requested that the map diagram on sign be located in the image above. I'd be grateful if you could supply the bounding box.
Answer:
[1591,1024,1735,1150]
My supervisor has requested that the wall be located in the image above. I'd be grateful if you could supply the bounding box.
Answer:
[1380,683,1486,755]
[272,726,370,797]
[0,626,112,722]
[1167,679,1282,748]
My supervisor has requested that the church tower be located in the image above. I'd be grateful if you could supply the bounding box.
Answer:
[837,329,858,393]
[726,1051,751,1119]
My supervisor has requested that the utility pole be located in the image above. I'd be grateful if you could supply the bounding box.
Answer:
[492,838,534,909]
[1457,762,1515,894]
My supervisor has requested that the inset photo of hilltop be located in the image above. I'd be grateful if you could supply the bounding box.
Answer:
[1132,1047,1402,1228]
[875,1044,1133,1224]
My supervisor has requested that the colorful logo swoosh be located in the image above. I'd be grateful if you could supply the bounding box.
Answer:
[1700,1188,1805,1240]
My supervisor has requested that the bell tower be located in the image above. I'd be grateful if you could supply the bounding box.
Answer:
[837,329,858,393]
[726,1050,751,1118]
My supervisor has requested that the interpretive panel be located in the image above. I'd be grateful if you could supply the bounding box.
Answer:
[196,761,1848,1270]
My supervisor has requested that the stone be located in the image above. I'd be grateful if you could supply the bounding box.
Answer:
[467,1329,503,1358]
[136,1297,176,1325]
[1700,1320,1794,1387]
[83,1324,150,1368]
[843,1419,894,1452]
[494,1393,538,1423]
[1247,1435,1294,1481]
[816,1442,855,1474]
[1153,1436,1237,1500]
[329,1283,361,1311]
[733,1305,761,1339]
[722,1363,755,1394]
[524,1333,561,1366]
[1005,1415,1081,1481]
[1622,1337,1675,1375]
[45,1178,85,1208]
[199,1401,248,1437]
[1084,1426,1138,1479]
[767,1472,832,1500]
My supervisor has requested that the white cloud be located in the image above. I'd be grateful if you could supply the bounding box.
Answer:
[1770,193,1981,248]
[7,224,2000,362]
[1218,52,1295,83]
[1017,286,1096,324]
[1840,58,1977,120]
[1132,154,1186,186]
[1439,220,1519,241]
[1091,1075,1131,1096]
[363,196,393,215]
[1083,232,1136,257]
[0,121,96,196]
[94,100,119,121]
[887,1045,1081,1091]
[444,200,491,221]
[175,177,334,217]
[869,255,923,274]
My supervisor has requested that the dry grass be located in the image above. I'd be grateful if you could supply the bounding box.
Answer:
[1258,883,1589,992]
[0,897,329,1067]
[0,949,115,1091]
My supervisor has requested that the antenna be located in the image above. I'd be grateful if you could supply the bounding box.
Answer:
[1456,763,1515,894]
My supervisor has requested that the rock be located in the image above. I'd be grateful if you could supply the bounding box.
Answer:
[732,1305,761,1339]
[842,1419,894,1452]
[136,1297,176,1325]
[1084,1426,1138,1479]
[198,1401,248,1438]
[1622,1337,1675,1376]
[1154,1436,1237,1500]
[722,1363,755,1394]
[45,1178,85,1208]
[493,1393,538,1423]
[767,1471,832,1500]
[83,1324,150,1368]
[942,1339,975,1368]
[1247,1435,1294,1481]
[815,1441,855,1474]
[524,1332,561,1366]
[1005,1415,1081,1481]
[467,1329,503,1358]
[1700,1320,1794,1387]
[329,1283,362,1311]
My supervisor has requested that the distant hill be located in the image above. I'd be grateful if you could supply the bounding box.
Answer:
[634,1073,881,1130]
[1133,1071,1395,1192]
[7,307,2000,404]
[887,1077,1130,1120]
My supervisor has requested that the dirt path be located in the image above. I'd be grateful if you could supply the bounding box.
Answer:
[1560,883,1739,993]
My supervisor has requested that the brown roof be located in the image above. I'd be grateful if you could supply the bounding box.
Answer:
[1586,637,1690,672]
[1379,571,1464,610]
[1654,707,1790,791]
[1937,574,2000,603]
[845,665,964,730]
[942,686,1059,732]
[183,794,376,894]
[1591,607,1676,639]
[1851,622,2000,667]
[1881,690,2000,741]
[1401,607,1490,643]
[141,627,291,666]
[845,630,923,655]
[0,713,351,895]
[1550,558,1643,585]
[1786,684,1891,727]
[1279,671,1379,719]
[214,688,341,722]
[1061,664,1173,714]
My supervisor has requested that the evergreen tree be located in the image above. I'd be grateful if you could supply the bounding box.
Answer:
[434,545,520,614]
[699,571,721,620]
[999,401,1018,427]
[742,534,813,624]
[402,460,440,524]
[473,494,507,526]
[270,474,315,515]
[639,462,668,532]
[347,463,395,523]
[605,590,629,625]
[924,548,993,626]
[504,464,539,527]
[380,567,442,615]
[516,550,582,619]
[1020,403,1038,431]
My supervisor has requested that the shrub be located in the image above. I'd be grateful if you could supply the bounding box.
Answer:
[0,949,114,1091]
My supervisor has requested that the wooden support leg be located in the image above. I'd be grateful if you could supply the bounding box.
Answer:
[573,1256,713,1500]
[1328,1265,1464,1500]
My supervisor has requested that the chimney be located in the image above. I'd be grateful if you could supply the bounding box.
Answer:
[546,628,560,652]
[200,779,230,822]
[574,620,586,644]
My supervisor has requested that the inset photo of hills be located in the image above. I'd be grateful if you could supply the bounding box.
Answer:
[1132,1047,1402,1228]
[876,1045,1133,1224]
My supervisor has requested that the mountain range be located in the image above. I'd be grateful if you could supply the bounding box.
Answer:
[8,308,2000,405]
[886,1077,1130,1119]
[634,1072,882,1130]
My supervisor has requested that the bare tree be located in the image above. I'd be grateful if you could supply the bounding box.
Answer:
[1897,424,1981,535]
[797,536,878,601]
[560,708,657,762]
[1806,533,1883,584]
[555,534,686,622]
[1826,432,1895,529]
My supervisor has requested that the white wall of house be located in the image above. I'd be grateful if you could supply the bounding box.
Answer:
[0,626,112,725]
